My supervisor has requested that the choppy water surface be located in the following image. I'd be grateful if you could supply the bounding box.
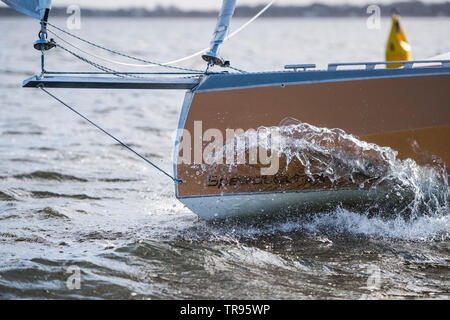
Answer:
[0,17,449,299]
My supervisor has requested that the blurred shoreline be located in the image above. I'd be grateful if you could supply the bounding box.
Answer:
[1,1,449,18]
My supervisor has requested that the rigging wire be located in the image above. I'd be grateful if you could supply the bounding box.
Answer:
[46,22,205,73]
[47,30,218,76]
[53,42,127,77]
[45,0,277,70]
[38,86,182,184]
[48,29,162,71]
[44,71,205,75]
[49,30,242,75]
[31,2,280,186]
[228,65,248,74]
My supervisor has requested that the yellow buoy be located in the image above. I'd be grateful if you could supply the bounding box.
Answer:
[386,14,411,68]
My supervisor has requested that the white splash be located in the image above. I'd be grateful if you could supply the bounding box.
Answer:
[301,208,450,240]
[212,117,448,220]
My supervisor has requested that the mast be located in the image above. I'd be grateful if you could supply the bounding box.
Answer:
[202,0,237,67]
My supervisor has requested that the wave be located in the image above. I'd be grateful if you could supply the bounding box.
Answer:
[35,207,70,220]
[12,171,88,182]
[0,191,16,202]
[30,191,100,200]
[1,131,42,136]
[10,171,137,183]
[168,206,447,242]
[234,209,449,241]
[300,208,450,240]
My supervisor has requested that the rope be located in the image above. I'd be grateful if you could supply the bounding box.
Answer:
[47,30,210,77]
[44,71,205,75]
[53,41,170,79]
[38,86,182,185]
[228,65,248,74]
[53,42,128,78]
[52,37,244,76]
[225,1,277,44]
[46,36,212,77]
[47,22,205,73]
[45,0,277,71]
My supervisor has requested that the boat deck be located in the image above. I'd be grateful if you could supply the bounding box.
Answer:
[23,59,450,91]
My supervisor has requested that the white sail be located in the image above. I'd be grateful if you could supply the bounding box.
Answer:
[1,0,51,20]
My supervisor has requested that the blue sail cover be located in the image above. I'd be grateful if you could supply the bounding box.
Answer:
[211,0,237,46]
[1,0,51,20]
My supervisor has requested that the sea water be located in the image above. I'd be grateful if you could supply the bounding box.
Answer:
[0,17,449,299]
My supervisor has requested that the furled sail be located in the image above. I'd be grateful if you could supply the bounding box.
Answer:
[211,0,237,47]
[1,0,51,20]
[203,0,237,66]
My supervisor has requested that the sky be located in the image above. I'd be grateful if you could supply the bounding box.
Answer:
[1,0,449,10]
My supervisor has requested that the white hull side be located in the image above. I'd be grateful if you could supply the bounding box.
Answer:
[178,189,385,220]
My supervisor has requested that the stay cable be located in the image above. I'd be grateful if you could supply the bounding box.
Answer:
[38,85,182,184]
